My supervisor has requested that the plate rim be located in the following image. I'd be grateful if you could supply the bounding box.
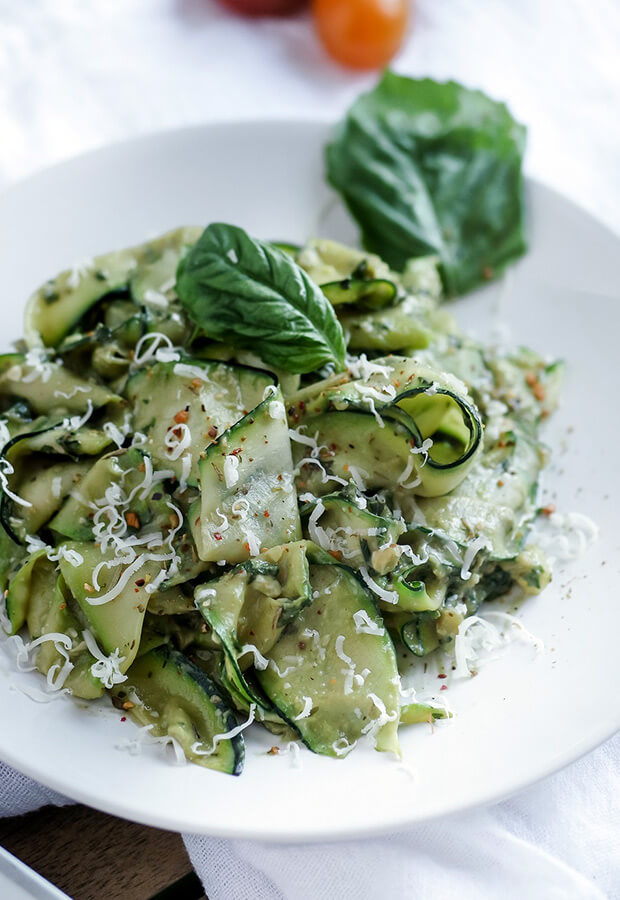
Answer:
[0,118,618,841]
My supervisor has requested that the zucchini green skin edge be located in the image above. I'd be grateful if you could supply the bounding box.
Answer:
[25,226,202,347]
[0,421,114,545]
[322,278,397,310]
[113,646,244,775]
[290,356,482,498]
[257,545,400,758]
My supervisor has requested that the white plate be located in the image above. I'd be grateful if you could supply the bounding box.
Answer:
[0,121,618,841]
[0,847,70,900]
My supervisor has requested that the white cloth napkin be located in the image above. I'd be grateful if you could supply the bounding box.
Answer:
[1,1,619,898]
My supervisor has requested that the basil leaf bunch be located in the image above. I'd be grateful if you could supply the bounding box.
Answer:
[326,71,527,297]
[176,223,346,374]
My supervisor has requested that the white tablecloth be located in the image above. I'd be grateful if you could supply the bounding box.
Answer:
[1,1,619,897]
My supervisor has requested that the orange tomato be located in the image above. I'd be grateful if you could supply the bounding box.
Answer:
[312,0,409,69]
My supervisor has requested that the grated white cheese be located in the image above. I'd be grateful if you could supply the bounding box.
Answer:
[239,644,269,671]
[268,400,286,421]
[133,332,174,366]
[230,497,250,520]
[353,609,385,636]
[294,457,348,488]
[294,696,313,720]
[223,454,240,488]
[241,526,261,557]
[346,353,391,382]
[179,454,192,493]
[531,511,598,564]
[190,704,256,757]
[335,635,353,667]
[411,438,433,465]
[453,612,543,679]
[332,737,357,757]
[359,567,398,604]
[173,362,212,383]
[66,258,93,289]
[164,422,191,460]
[0,458,32,509]
[82,630,127,689]
[460,535,489,580]
[288,426,319,450]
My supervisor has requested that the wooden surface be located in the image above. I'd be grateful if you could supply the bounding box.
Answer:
[0,804,205,900]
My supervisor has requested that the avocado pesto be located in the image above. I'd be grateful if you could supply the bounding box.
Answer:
[0,222,561,776]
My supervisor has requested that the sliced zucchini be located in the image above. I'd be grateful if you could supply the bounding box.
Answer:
[28,573,104,700]
[397,612,441,658]
[291,356,482,498]
[415,424,544,561]
[59,542,154,672]
[126,357,273,485]
[296,238,393,287]
[192,388,300,564]
[400,701,451,724]
[0,525,25,593]
[340,295,435,352]
[49,448,171,542]
[112,646,244,774]
[194,544,312,706]
[300,492,404,570]
[322,278,397,310]
[0,421,114,544]
[5,549,49,634]
[0,355,121,417]
[8,459,91,540]
[270,242,301,257]
[25,226,202,347]
[257,553,400,757]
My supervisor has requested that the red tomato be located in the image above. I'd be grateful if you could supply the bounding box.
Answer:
[312,0,409,69]
[217,0,307,14]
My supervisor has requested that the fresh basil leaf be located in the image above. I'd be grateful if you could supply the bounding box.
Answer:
[176,223,346,374]
[326,72,527,297]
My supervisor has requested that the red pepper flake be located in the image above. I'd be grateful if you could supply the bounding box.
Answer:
[244,542,250,552]
[214,532,223,541]
[263,510,270,518]
[440,684,448,691]
[121,716,127,722]
[83,582,94,593]
[174,409,189,424]
[207,425,218,439]
[125,511,140,529]
[135,578,145,587]
[329,550,343,560]
[437,673,447,679]
[59,602,67,610]
[191,378,202,389]
[268,746,280,755]
[482,264,494,280]
[541,504,556,516]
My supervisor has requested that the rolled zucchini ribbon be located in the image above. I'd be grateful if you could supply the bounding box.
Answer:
[289,357,482,498]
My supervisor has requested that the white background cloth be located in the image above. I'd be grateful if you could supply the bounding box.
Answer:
[1,1,619,897]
